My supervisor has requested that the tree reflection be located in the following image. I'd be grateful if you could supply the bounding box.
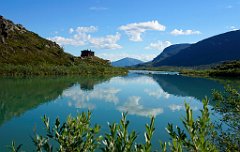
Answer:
[0,75,114,126]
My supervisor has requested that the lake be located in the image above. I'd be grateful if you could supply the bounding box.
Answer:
[0,71,232,150]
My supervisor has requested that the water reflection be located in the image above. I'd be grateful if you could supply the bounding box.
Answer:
[168,104,184,111]
[117,96,164,117]
[168,104,198,112]
[0,73,227,125]
[0,75,114,126]
[151,74,224,101]
[1,72,236,151]
[114,73,156,85]
[144,88,170,99]
[63,84,121,109]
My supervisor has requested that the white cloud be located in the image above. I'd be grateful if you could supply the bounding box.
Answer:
[69,28,74,34]
[119,20,166,42]
[229,26,239,31]
[89,6,108,11]
[73,33,91,41]
[98,53,156,62]
[49,36,85,46]
[49,26,122,50]
[75,26,98,33]
[117,96,164,117]
[145,40,172,51]
[170,29,201,36]
[89,33,122,49]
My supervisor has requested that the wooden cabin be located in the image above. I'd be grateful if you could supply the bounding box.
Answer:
[81,50,94,57]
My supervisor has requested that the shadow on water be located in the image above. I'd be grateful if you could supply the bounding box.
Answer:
[0,75,115,126]
[118,72,238,103]
[150,74,224,101]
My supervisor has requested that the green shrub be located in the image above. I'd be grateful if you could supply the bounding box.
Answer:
[101,113,138,152]
[32,111,101,152]
[11,100,220,152]
[165,98,217,152]
[212,86,240,151]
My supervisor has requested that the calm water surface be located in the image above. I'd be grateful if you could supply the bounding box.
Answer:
[0,71,228,150]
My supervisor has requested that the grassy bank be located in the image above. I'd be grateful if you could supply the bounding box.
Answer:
[180,69,240,77]
[0,50,128,75]
[129,60,240,78]
[180,60,240,77]
[0,64,128,76]
[0,55,128,76]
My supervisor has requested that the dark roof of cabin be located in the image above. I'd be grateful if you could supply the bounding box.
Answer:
[81,50,94,52]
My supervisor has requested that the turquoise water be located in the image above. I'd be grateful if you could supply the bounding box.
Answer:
[0,71,226,150]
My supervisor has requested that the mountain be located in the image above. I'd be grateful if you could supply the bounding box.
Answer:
[152,44,191,64]
[153,30,240,67]
[111,57,144,67]
[0,16,127,75]
[0,15,76,65]
[0,16,111,66]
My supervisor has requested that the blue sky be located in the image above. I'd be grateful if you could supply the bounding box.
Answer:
[1,0,239,61]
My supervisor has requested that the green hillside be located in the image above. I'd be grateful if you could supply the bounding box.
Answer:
[179,60,240,77]
[0,16,127,75]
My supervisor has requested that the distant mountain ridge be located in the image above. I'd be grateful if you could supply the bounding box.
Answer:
[152,30,240,67]
[112,57,144,67]
[152,43,191,64]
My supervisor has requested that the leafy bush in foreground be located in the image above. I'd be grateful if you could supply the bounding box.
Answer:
[212,86,240,151]
[165,98,217,152]
[32,111,101,151]
[11,98,220,152]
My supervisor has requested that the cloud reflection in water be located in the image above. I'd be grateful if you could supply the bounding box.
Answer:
[117,96,163,117]
[144,88,170,99]
[62,84,121,109]
[168,104,198,112]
